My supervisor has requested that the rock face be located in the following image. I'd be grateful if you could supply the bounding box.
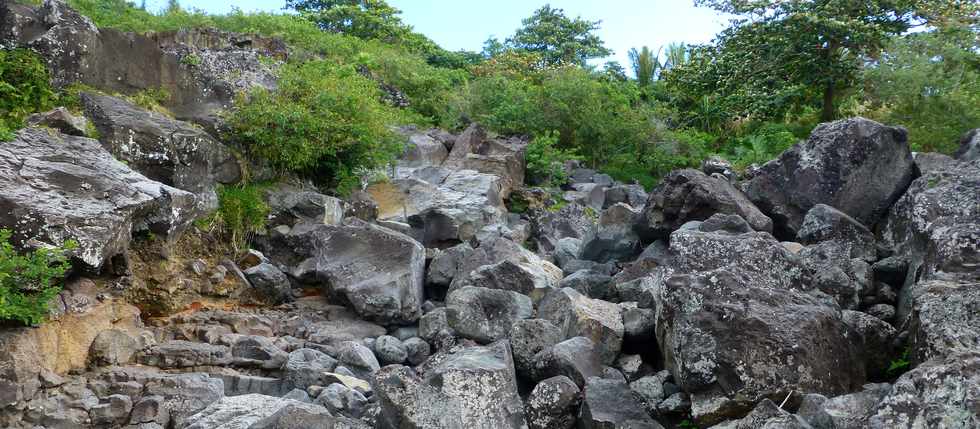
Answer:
[264,219,425,324]
[955,128,980,161]
[908,279,980,365]
[2,0,285,127]
[580,203,642,263]
[867,352,980,429]
[880,160,980,316]
[745,117,915,238]
[636,168,772,241]
[579,377,662,428]
[538,288,623,365]
[443,124,527,198]
[374,342,527,429]
[445,286,534,344]
[0,128,196,268]
[82,93,241,214]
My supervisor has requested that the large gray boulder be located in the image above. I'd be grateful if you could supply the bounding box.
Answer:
[880,160,980,322]
[538,288,624,365]
[450,237,563,303]
[867,352,980,429]
[635,168,772,242]
[404,170,507,246]
[443,124,527,198]
[181,394,355,429]
[445,286,533,343]
[265,219,425,324]
[82,93,241,215]
[745,117,915,239]
[908,279,980,365]
[580,203,642,264]
[398,130,449,169]
[578,377,663,429]
[797,204,876,262]
[525,376,581,429]
[797,383,892,429]
[374,341,527,428]
[0,128,196,268]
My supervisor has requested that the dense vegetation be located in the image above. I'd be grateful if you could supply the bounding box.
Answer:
[5,0,980,188]
[0,230,75,326]
[0,48,55,141]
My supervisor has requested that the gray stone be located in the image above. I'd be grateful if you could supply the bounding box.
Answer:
[89,394,133,426]
[581,203,642,264]
[579,377,662,429]
[89,329,139,367]
[182,394,338,429]
[231,335,288,370]
[745,117,915,239]
[955,128,980,161]
[315,383,367,418]
[798,383,891,429]
[336,341,381,379]
[402,337,431,366]
[374,335,408,365]
[715,398,811,429]
[538,288,624,365]
[604,184,648,209]
[636,168,772,242]
[446,286,533,344]
[532,336,603,387]
[908,279,980,365]
[867,352,980,429]
[629,371,671,414]
[0,128,196,269]
[510,319,563,379]
[137,341,232,368]
[525,376,581,429]
[699,213,753,234]
[559,270,614,300]
[797,204,876,261]
[842,310,897,379]
[26,107,89,136]
[243,263,292,305]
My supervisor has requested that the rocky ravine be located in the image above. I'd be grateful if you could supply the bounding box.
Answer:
[2,1,980,429]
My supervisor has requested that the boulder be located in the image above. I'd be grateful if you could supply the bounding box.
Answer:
[510,319,563,379]
[336,341,381,380]
[955,128,980,161]
[842,310,897,379]
[25,107,89,136]
[525,376,581,429]
[88,329,139,367]
[143,372,226,427]
[374,342,526,428]
[314,383,367,418]
[701,155,735,180]
[867,352,980,429]
[799,243,873,309]
[603,184,648,209]
[908,279,980,365]
[713,399,810,429]
[445,286,533,344]
[538,288,624,365]
[527,203,597,258]
[282,348,339,391]
[797,204,876,261]
[243,263,292,305]
[578,377,663,429]
[264,219,425,324]
[880,160,980,321]
[532,336,604,387]
[374,335,408,365]
[745,117,915,238]
[559,270,614,301]
[404,170,506,246]
[580,203,642,263]
[797,383,892,429]
[443,124,527,197]
[265,185,344,226]
[137,341,232,368]
[913,152,958,175]
[636,169,772,242]
[231,335,288,370]
[450,237,563,302]
[654,270,864,425]
[402,337,431,366]
[0,128,196,268]
[425,242,473,291]
[181,394,341,429]
[82,92,241,215]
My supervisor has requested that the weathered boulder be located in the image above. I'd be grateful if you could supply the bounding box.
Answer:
[908,279,980,365]
[581,203,642,263]
[578,377,663,428]
[799,243,873,309]
[265,184,344,226]
[374,342,527,428]
[181,394,344,429]
[745,117,915,238]
[282,348,339,391]
[527,203,597,259]
[450,237,563,302]
[559,270,614,301]
[538,288,624,365]
[243,263,292,305]
[713,399,811,429]
[913,152,958,175]
[137,341,232,368]
[842,310,897,379]
[653,269,864,425]
[955,128,980,161]
[397,130,449,169]
[426,242,472,291]
[867,352,980,429]
[604,184,648,209]
[264,219,425,324]
[142,372,226,427]
[0,128,196,268]
[880,160,980,321]
[443,124,527,198]
[88,329,139,367]
[510,319,563,379]
[797,204,876,261]
[25,107,89,136]
[525,376,581,429]
[636,169,772,242]
[797,383,892,429]
[82,93,241,214]
[402,170,506,246]
[532,336,603,387]
[446,286,533,344]
[374,335,408,365]
[336,341,381,380]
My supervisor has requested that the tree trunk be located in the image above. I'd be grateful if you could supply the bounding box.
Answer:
[821,82,835,122]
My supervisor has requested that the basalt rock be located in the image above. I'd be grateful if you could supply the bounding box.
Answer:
[745,117,915,239]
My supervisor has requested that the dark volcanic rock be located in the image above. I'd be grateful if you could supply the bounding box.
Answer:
[907,279,980,365]
[578,376,662,428]
[797,204,876,262]
[538,288,624,365]
[867,352,980,429]
[580,203,642,264]
[82,92,241,215]
[745,117,915,239]
[445,286,533,344]
[525,375,581,429]
[0,128,196,268]
[635,168,772,242]
[264,219,425,324]
[955,128,980,161]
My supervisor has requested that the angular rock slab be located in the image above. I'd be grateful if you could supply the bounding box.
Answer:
[375,341,527,429]
[271,219,425,324]
[181,393,357,429]
[745,117,914,239]
[579,376,663,429]
[82,92,241,215]
[868,352,980,429]
[0,128,196,268]
[446,286,533,343]
[653,269,865,426]
[403,170,507,246]
[908,279,980,365]
[636,168,772,241]
[538,288,624,365]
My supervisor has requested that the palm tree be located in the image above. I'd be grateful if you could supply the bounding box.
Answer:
[629,46,661,87]
[663,42,689,71]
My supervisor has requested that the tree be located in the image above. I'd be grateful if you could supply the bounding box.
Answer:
[662,42,688,71]
[693,0,980,121]
[286,0,411,43]
[629,46,661,87]
[507,4,612,67]
[601,61,628,82]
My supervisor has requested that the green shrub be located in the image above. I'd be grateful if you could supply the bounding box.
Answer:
[212,185,270,252]
[727,123,798,169]
[0,48,56,140]
[0,230,76,326]
[126,88,172,115]
[224,60,400,190]
[526,131,581,187]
